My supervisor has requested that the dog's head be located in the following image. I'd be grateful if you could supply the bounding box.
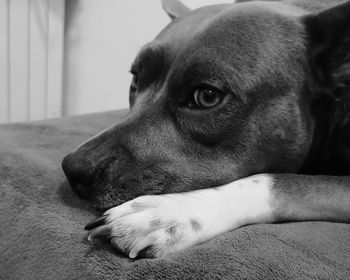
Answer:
[62,0,350,210]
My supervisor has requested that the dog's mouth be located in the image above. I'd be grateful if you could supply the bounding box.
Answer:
[69,181,128,211]
[66,158,212,212]
[72,178,164,211]
[91,189,134,211]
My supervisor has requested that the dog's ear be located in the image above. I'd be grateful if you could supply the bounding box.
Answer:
[304,2,350,100]
[161,0,191,19]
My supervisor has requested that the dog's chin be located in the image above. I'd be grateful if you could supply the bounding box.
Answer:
[90,187,137,212]
[93,204,117,212]
[88,176,171,211]
[92,199,123,212]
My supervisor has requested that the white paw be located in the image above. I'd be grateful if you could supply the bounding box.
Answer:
[85,194,205,258]
[85,174,274,258]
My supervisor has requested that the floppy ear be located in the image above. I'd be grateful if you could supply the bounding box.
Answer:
[304,2,350,100]
[161,0,191,19]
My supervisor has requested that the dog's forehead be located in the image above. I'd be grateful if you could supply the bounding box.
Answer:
[135,2,306,75]
[149,2,305,93]
[156,4,231,47]
[131,1,307,110]
[157,1,305,46]
[158,2,304,62]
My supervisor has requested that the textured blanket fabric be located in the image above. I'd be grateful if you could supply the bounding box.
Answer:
[1,110,350,280]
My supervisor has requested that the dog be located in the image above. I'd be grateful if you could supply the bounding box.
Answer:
[62,0,350,259]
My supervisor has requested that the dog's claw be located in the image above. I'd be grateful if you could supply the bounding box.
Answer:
[85,215,107,230]
[87,225,112,241]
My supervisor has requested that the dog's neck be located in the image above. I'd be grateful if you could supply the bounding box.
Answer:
[302,95,350,175]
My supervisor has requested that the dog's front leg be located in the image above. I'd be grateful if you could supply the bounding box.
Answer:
[85,174,275,258]
[85,174,350,258]
[271,174,350,223]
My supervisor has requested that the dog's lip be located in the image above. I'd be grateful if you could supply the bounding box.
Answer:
[92,199,121,211]
[92,199,121,212]
[93,205,114,212]
[91,191,129,212]
[88,177,168,211]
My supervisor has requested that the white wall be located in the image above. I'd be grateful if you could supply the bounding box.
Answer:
[63,0,232,116]
[0,0,65,123]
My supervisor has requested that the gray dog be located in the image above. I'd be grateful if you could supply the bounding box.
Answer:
[62,0,350,258]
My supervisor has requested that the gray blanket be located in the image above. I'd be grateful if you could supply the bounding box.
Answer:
[1,110,350,280]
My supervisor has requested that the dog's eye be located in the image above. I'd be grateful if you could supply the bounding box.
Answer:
[192,87,222,109]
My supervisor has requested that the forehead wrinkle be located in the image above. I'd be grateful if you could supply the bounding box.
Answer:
[131,43,170,95]
[132,43,168,70]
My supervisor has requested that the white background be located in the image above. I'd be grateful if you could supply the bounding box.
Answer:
[63,0,232,116]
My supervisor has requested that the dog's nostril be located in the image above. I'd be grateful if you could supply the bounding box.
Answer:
[62,153,96,193]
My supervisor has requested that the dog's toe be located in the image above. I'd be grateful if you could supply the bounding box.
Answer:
[85,194,202,258]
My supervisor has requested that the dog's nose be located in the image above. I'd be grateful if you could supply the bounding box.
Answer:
[62,153,98,198]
